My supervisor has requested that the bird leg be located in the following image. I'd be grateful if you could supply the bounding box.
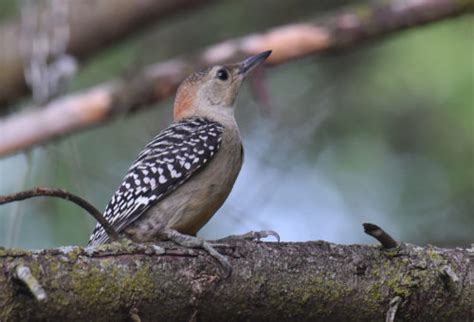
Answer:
[159,229,279,277]
[160,228,232,277]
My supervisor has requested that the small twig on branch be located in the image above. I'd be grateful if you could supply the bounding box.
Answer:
[386,296,402,322]
[14,264,47,301]
[0,187,118,241]
[0,0,472,157]
[129,308,142,322]
[363,223,398,249]
[439,264,460,291]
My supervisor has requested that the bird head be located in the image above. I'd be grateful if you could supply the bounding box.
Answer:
[173,50,272,121]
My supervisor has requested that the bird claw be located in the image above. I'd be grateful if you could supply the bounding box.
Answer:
[201,241,232,277]
[161,228,232,277]
[228,230,280,243]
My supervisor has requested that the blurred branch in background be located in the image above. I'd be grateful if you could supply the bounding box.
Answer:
[0,0,215,108]
[0,0,472,158]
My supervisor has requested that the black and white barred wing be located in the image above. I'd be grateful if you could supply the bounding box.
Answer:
[88,118,224,246]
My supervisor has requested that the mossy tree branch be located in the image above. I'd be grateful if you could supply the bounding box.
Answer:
[0,238,472,321]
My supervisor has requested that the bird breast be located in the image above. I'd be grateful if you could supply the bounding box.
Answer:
[125,126,243,241]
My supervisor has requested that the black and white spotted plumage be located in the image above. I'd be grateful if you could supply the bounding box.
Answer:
[88,117,224,246]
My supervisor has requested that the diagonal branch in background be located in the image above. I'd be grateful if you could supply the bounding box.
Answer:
[0,239,471,321]
[0,0,215,108]
[0,0,472,157]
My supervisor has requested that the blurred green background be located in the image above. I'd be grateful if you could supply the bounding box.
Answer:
[0,0,472,249]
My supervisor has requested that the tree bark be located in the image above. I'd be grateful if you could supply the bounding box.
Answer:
[0,0,472,158]
[0,239,472,321]
[0,0,214,108]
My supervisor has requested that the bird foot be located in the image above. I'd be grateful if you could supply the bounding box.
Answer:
[161,228,232,277]
[227,230,280,243]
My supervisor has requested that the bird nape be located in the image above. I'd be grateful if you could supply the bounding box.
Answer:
[88,50,276,276]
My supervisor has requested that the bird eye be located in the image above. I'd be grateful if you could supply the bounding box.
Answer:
[216,69,229,81]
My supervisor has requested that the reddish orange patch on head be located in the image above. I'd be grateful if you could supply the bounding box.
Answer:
[173,81,198,121]
[174,67,213,121]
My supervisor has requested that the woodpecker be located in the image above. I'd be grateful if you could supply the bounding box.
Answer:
[88,51,273,272]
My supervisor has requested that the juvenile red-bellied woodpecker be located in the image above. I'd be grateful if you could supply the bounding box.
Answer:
[88,51,274,274]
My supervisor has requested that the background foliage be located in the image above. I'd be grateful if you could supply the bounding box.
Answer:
[0,0,472,248]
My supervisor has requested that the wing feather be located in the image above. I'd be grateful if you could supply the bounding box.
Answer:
[88,117,224,246]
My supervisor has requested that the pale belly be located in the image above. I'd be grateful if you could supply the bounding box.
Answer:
[123,139,243,242]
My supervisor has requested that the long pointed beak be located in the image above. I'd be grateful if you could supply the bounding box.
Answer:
[238,50,272,76]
